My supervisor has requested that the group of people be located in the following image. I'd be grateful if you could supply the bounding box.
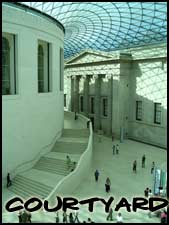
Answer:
[94,170,111,193]
[132,155,155,174]
[66,155,76,172]
[56,211,95,223]
[112,144,119,155]
[106,208,123,223]
[18,210,31,223]
[62,211,80,223]
[55,209,124,223]
[144,187,153,198]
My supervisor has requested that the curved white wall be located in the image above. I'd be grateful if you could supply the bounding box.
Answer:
[46,112,93,205]
[2,3,64,180]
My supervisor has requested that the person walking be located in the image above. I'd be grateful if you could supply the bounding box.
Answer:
[73,211,80,223]
[87,218,95,223]
[94,169,99,182]
[105,177,111,193]
[66,155,71,170]
[144,187,149,198]
[22,210,28,223]
[69,212,74,223]
[112,133,114,142]
[27,211,32,223]
[112,145,115,155]
[142,154,146,168]
[160,210,167,223]
[74,112,78,120]
[55,212,59,223]
[116,144,119,154]
[7,173,12,188]
[63,211,68,223]
[106,207,113,221]
[71,162,76,172]
[18,210,23,223]
[151,161,155,174]
[133,160,137,173]
[148,189,153,199]
[116,212,123,223]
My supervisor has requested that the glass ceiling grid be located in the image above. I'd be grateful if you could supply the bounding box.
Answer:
[20,2,167,58]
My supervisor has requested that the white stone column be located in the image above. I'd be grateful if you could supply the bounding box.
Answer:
[74,76,79,112]
[94,74,101,131]
[71,76,75,112]
[106,74,113,135]
[83,75,89,117]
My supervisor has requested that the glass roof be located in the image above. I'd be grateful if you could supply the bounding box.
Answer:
[21,2,167,59]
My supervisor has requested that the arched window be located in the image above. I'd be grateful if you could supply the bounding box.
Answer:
[2,37,10,95]
[38,45,44,92]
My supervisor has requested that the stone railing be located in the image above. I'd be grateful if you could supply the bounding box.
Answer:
[46,111,93,206]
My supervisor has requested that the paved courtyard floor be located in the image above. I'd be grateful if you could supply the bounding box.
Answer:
[2,115,167,223]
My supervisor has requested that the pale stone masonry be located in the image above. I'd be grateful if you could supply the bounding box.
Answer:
[64,45,167,148]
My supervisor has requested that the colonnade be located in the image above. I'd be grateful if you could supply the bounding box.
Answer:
[70,74,112,135]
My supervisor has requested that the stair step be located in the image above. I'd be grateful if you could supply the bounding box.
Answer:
[62,129,89,137]
[16,175,52,191]
[34,164,68,170]
[8,125,89,201]
[52,141,87,153]
[9,184,43,199]
[33,166,68,174]
[9,186,29,200]
[12,179,50,196]
[37,157,68,164]
[33,166,69,176]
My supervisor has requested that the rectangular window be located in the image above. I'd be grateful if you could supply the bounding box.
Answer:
[154,103,161,124]
[136,101,142,121]
[90,97,95,114]
[38,40,51,93]
[2,33,16,95]
[64,94,66,107]
[80,96,84,112]
[102,98,108,117]
[60,47,64,91]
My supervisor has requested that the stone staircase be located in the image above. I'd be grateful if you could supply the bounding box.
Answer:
[62,128,89,137]
[33,157,73,176]
[8,128,89,200]
[9,175,52,200]
[52,141,87,154]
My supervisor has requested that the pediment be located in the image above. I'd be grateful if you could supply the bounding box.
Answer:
[65,51,113,65]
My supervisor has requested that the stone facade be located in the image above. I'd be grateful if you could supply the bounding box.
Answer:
[64,45,167,148]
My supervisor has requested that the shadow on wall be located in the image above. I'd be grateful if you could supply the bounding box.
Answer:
[128,59,167,148]
[64,57,167,148]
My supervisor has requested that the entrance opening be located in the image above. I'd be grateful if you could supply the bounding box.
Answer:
[90,117,94,130]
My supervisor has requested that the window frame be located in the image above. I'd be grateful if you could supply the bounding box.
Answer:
[136,100,142,121]
[154,102,161,124]
[2,33,16,95]
[102,97,108,117]
[38,40,51,93]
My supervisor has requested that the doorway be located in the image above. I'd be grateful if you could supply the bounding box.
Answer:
[90,117,94,130]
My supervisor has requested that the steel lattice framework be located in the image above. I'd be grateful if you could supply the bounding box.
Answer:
[21,2,167,59]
